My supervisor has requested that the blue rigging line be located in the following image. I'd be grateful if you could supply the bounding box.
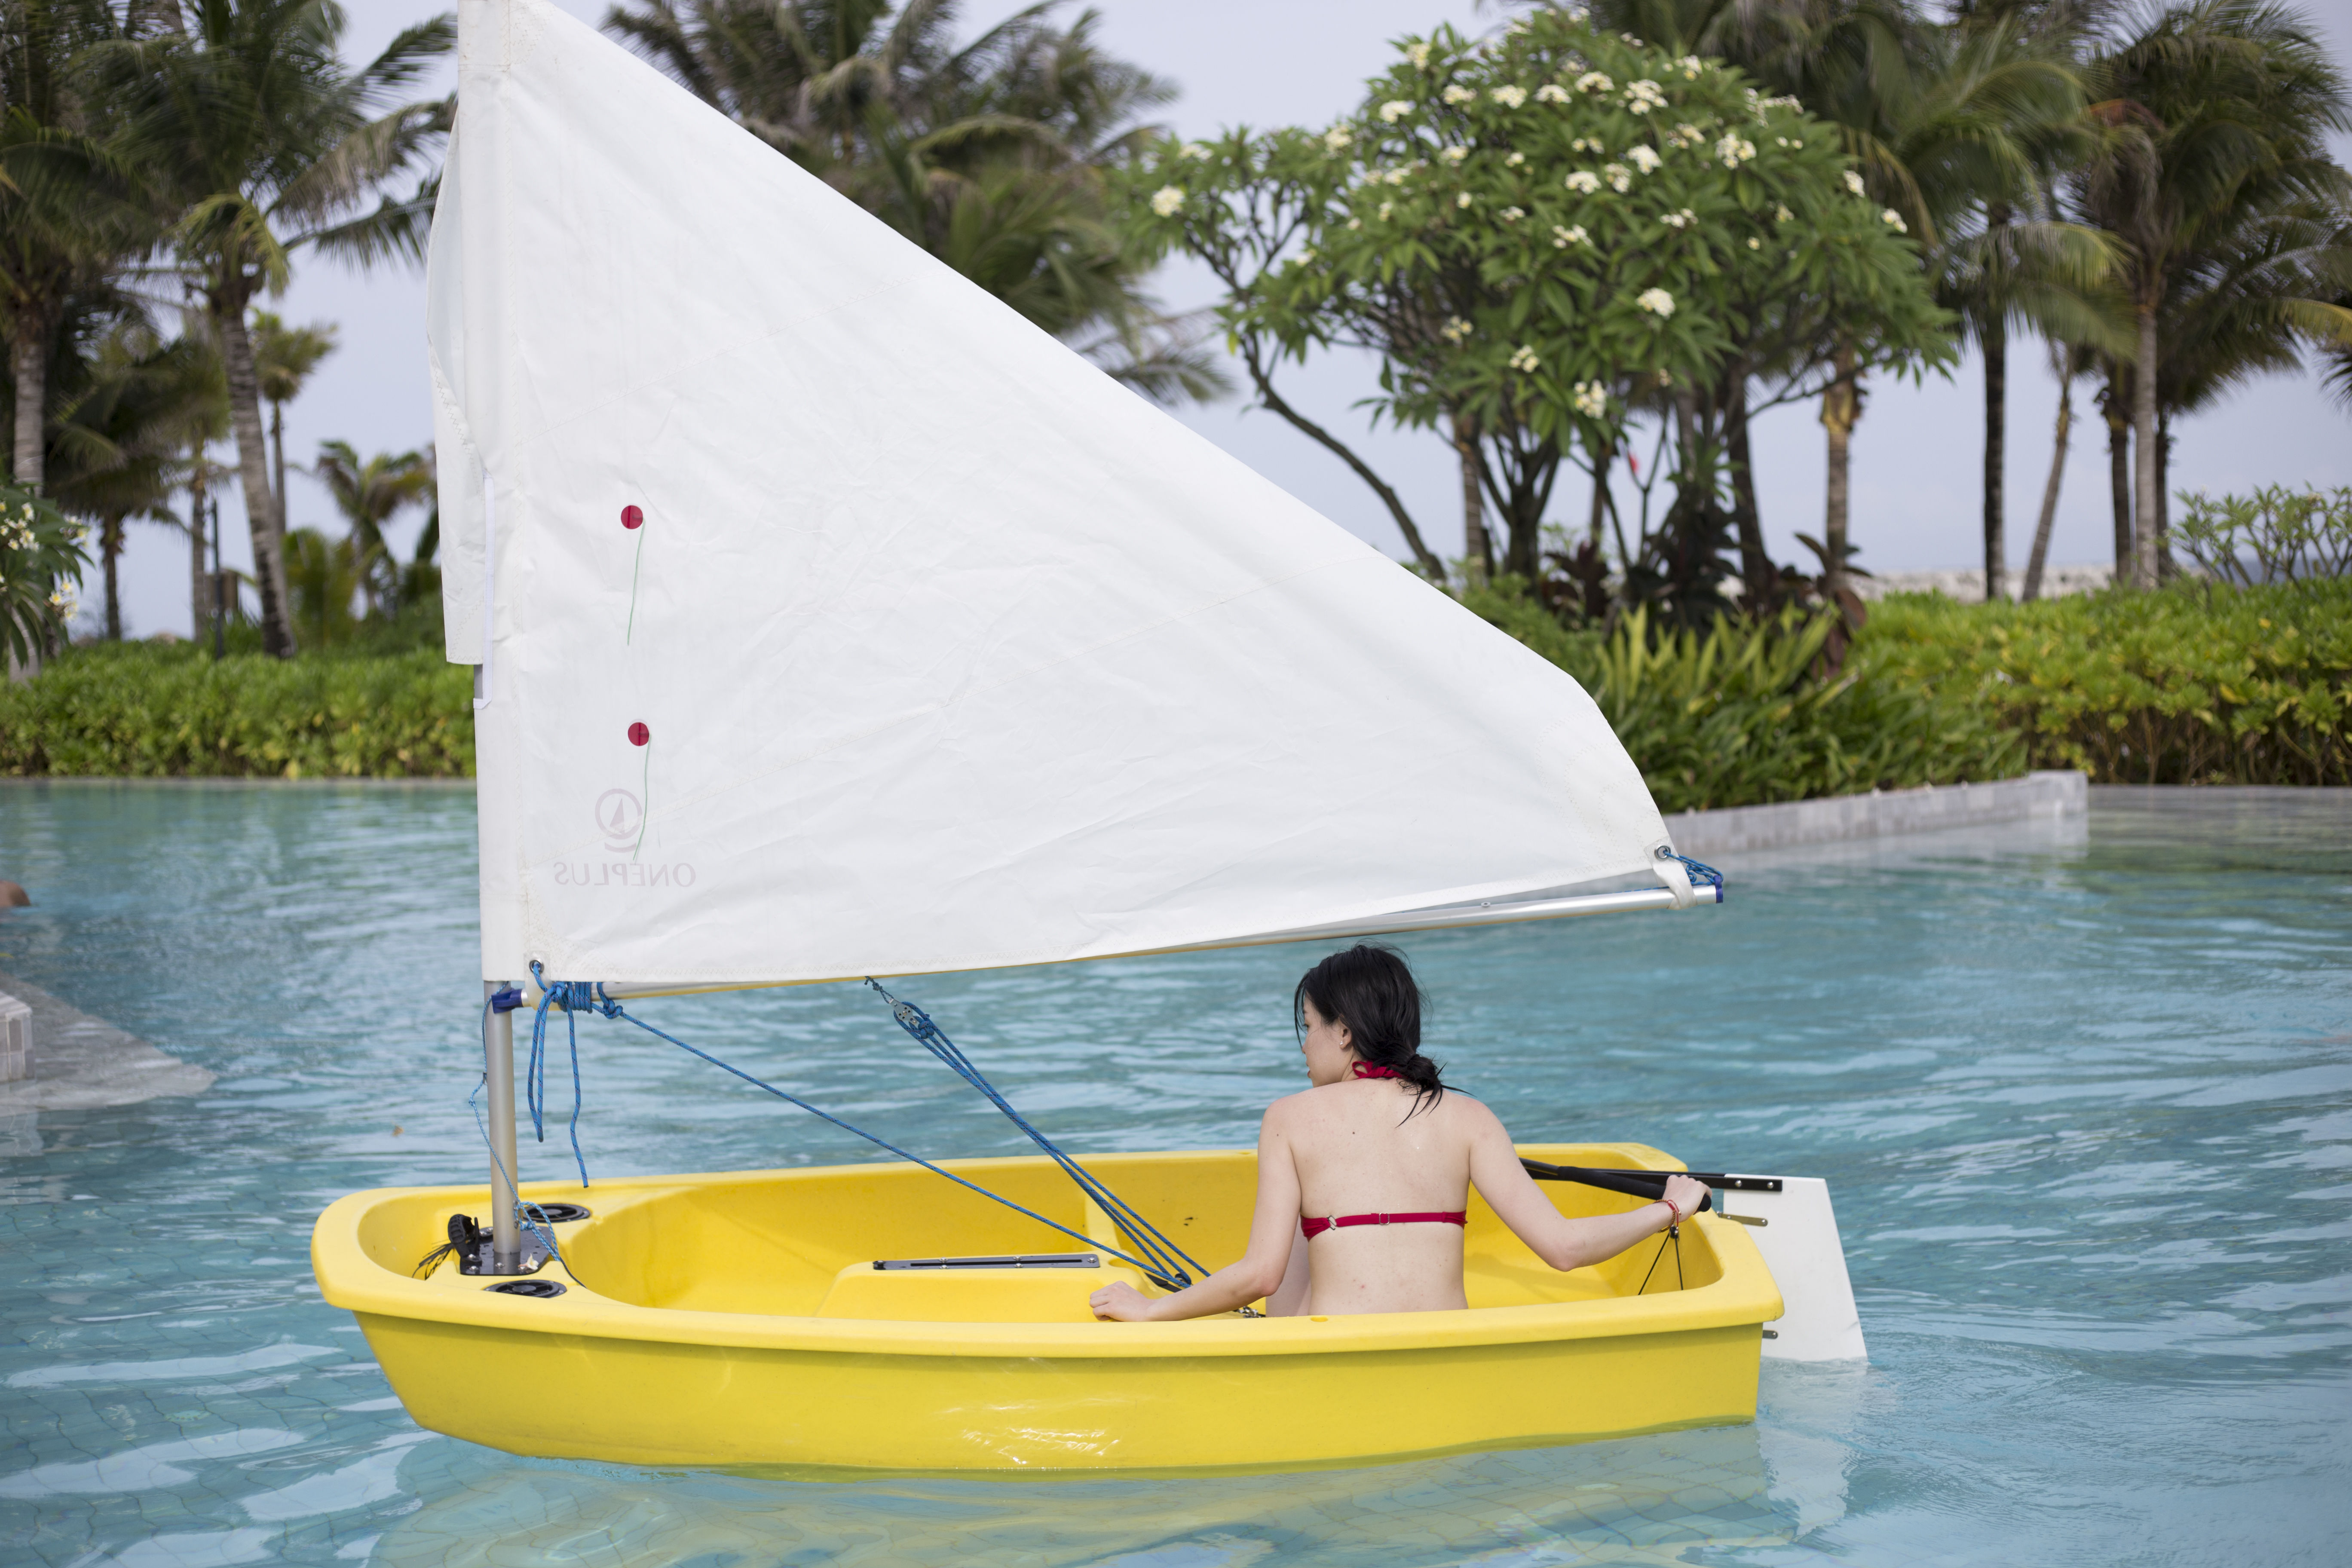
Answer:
[865,980,1205,1289]
[524,980,1194,1290]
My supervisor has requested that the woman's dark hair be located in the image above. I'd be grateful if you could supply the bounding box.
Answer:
[1295,943,1445,1117]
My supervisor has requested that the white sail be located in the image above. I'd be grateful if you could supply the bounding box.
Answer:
[433,0,1695,987]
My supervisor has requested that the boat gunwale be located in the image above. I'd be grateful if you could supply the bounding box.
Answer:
[312,1146,1784,1359]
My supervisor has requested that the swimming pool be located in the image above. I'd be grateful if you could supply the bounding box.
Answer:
[1,782,2345,1565]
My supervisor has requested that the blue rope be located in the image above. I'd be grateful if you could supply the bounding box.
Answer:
[465,1069,585,1287]
[571,984,1195,1290]
[1657,848,1726,897]
[525,962,593,1187]
[865,980,1204,1290]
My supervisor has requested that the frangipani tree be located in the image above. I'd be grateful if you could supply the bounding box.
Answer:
[1126,9,1950,608]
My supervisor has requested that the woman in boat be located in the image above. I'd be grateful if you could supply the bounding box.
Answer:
[1089,943,1708,1321]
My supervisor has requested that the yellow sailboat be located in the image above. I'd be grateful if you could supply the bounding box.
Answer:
[317,1146,1780,1473]
[311,0,1860,1473]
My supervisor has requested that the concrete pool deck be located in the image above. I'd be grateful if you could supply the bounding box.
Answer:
[0,967,213,1113]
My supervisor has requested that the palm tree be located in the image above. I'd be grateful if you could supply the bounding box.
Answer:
[0,0,154,496]
[2072,0,2352,588]
[308,438,428,617]
[605,0,1222,401]
[46,318,220,639]
[92,2,452,655]
[249,308,334,521]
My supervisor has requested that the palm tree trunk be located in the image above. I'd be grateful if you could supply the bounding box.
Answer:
[2103,365,2132,585]
[2156,413,2175,580]
[10,307,45,488]
[2023,372,2070,603]
[7,306,48,682]
[214,296,295,656]
[1454,409,1491,589]
[102,518,123,639]
[270,399,286,529]
[1820,339,1860,598]
[2131,304,2160,591]
[1981,315,2006,601]
[188,488,208,637]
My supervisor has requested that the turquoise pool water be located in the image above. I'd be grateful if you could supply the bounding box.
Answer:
[1,782,2346,1566]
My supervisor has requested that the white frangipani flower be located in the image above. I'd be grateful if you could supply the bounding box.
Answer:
[1383,167,1410,185]
[1715,132,1755,166]
[1324,125,1354,153]
[1442,84,1477,104]
[1553,223,1589,248]
[1774,204,1794,222]
[1406,41,1433,67]
[1491,84,1527,108]
[1747,236,1761,248]
[1379,99,1415,123]
[1565,170,1601,193]
[1180,142,1214,160]
[1378,200,1394,220]
[1501,205,1525,222]
[1505,150,1526,166]
[1604,163,1632,192]
[1572,380,1608,417]
[1457,191,1474,208]
[1509,345,1540,372]
[1626,145,1661,173]
[1574,71,1614,93]
[1536,83,1571,104]
[1843,169,1866,196]
[1439,144,1468,163]
[1440,315,1474,343]
[1635,287,1675,317]
[1881,208,1908,233]
[1150,185,1186,216]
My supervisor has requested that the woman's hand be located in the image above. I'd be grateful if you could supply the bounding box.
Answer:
[1090,1280,1159,1322]
[1660,1173,1708,1224]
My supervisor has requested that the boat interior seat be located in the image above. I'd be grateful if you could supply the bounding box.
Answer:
[816,1255,1147,1323]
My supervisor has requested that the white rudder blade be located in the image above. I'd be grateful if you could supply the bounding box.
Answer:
[1720,1177,1867,1363]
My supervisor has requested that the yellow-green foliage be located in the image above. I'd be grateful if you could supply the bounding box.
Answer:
[1465,588,2024,812]
[1856,582,2351,785]
[0,642,473,778]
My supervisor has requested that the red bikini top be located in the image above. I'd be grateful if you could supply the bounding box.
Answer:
[1300,1063,1467,1238]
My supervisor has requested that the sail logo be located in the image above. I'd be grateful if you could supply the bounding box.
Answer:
[595,789,643,851]
[550,790,698,889]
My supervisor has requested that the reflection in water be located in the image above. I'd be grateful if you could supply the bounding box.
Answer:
[378,1424,1790,1568]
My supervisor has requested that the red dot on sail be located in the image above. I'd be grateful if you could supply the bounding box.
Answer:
[628,722,650,747]
[622,505,644,530]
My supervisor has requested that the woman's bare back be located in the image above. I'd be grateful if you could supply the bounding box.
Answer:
[1270,1075,1488,1314]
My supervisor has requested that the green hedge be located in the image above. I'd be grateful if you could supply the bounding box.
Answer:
[1468,588,2025,813]
[1854,580,2351,785]
[9,579,2343,791]
[0,642,474,778]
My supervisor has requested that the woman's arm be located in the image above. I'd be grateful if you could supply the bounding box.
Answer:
[1465,1104,1708,1272]
[1090,1108,1303,1322]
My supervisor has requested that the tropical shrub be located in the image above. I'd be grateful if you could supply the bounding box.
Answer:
[0,641,472,778]
[1856,582,2352,785]
[2174,485,2352,586]
[1466,587,2024,812]
[0,485,90,666]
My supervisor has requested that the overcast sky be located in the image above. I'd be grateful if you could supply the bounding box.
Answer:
[100,0,2352,638]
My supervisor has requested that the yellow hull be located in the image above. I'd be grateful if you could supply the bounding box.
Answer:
[311,1145,1781,1473]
